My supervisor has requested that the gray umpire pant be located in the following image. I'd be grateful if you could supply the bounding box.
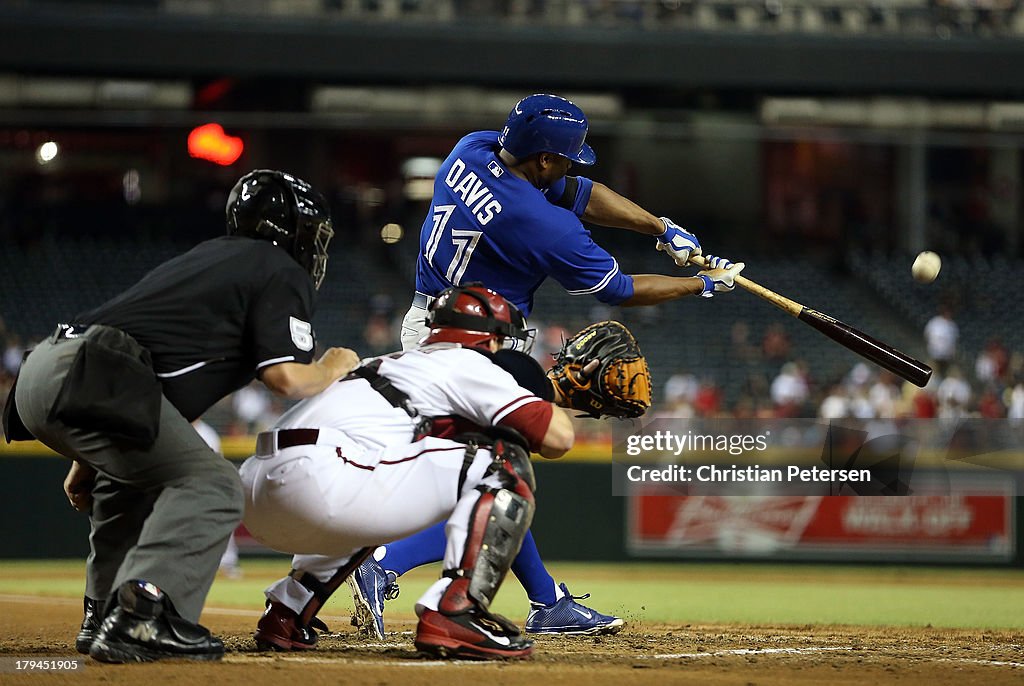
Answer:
[14,329,244,623]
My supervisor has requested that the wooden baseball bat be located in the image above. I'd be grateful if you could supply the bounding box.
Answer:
[691,255,933,387]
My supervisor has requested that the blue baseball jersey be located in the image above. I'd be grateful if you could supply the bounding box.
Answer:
[415,131,634,317]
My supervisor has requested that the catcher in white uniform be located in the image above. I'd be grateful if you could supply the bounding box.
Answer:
[239,284,574,659]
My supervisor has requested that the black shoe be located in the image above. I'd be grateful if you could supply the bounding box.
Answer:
[88,580,224,663]
[75,596,101,655]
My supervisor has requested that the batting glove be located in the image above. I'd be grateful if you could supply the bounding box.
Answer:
[697,255,745,298]
[655,217,702,267]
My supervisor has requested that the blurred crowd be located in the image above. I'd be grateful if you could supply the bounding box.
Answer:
[146,0,1024,38]
[654,306,1023,423]
[3,298,1020,446]
[0,320,25,420]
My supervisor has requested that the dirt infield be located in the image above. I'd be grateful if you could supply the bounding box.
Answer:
[2,595,1022,685]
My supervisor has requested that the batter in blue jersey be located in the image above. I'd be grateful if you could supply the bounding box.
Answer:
[380,95,744,638]
[415,130,630,318]
[402,96,742,351]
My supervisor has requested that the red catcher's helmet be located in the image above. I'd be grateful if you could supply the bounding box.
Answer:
[422,284,528,351]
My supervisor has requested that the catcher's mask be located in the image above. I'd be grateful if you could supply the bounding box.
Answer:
[226,169,335,289]
[422,284,529,351]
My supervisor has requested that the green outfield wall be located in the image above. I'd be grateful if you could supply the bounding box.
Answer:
[0,452,622,562]
[2,452,1020,567]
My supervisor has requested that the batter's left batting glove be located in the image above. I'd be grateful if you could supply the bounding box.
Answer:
[696,252,745,294]
[655,217,702,267]
[696,254,745,298]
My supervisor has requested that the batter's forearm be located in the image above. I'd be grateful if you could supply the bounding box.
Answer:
[620,274,706,306]
[582,182,664,235]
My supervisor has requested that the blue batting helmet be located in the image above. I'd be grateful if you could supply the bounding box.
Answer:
[498,94,596,166]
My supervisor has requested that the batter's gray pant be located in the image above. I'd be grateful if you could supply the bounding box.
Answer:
[15,329,243,623]
[399,302,430,351]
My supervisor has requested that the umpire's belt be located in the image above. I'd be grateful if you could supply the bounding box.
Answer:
[411,291,435,309]
[256,427,352,456]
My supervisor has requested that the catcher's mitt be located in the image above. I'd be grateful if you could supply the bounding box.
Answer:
[547,321,652,419]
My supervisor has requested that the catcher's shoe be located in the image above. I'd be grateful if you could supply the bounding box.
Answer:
[254,601,328,651]
[347,557,400,640]
[88,580,224,663]
[524,583,625,636]
[75,596,101,655]
[415,608,533,660]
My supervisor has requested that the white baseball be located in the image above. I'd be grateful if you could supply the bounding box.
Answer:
[912,251,941,283]
[380,223,404,244]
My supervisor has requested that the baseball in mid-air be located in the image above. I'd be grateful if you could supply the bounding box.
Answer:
[912,251,941,283]
[380,223,404,244]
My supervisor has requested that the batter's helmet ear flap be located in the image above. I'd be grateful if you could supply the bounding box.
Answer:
[422,284,528,350]
[226,170,334,289]
[497,94,596,166]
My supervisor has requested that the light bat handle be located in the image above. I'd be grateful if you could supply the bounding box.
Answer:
[690,254,802,317]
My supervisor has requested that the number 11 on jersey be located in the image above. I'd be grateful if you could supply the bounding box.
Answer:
[425,204,482,286]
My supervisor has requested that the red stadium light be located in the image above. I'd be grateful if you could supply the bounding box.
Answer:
[187,123,243,166]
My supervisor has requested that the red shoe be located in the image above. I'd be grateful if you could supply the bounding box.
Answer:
[415,608,533,660]
[254,601,328,651]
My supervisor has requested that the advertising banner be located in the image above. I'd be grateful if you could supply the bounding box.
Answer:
[628,490,1015,562]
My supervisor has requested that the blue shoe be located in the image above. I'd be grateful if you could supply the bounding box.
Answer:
[524,583,625,636]
[347,557,399,640]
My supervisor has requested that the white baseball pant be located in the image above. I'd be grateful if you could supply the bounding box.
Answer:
[239,432,501,615]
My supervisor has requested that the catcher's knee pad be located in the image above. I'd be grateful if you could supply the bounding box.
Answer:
[487,438,536,496]
[440,486,534,615]
[454,433,536,497]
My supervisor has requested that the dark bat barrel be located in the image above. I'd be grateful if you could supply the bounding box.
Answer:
[797,308,933,387]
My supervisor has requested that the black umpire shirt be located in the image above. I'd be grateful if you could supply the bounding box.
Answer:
[76,236,317,422]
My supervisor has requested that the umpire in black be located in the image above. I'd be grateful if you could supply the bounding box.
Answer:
[2,170,358,663]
